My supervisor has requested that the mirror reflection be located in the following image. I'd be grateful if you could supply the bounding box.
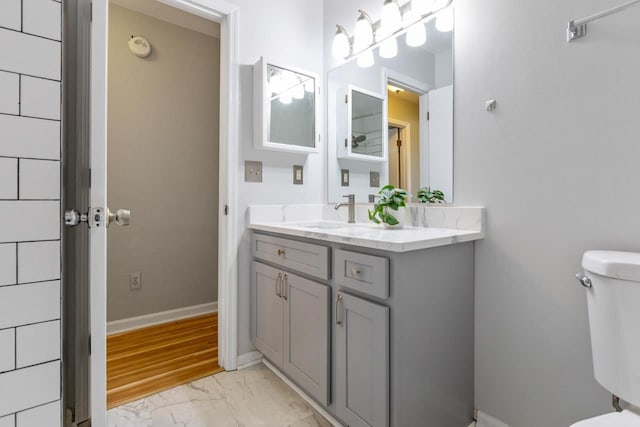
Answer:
[327,17,453,203]
[268,64,316,148]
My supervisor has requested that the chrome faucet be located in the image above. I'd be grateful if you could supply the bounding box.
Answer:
[335,194,356,224]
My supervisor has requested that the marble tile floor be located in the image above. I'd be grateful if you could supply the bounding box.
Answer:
[107,363,332,427]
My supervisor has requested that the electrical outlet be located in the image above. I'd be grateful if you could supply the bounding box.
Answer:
[370,171,380,187]
[129,272,141,290]
[341,169,349,186]
[244,161,263,183]
[293,165,303,184]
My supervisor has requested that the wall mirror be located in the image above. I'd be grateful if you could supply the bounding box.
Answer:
[254,58,320,153]
[337,85,386,160]
[327,15,454,203]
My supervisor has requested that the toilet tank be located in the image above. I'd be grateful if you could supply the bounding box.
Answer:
[582,250,640,407]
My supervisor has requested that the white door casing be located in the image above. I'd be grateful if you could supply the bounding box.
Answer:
[89,0,239,425]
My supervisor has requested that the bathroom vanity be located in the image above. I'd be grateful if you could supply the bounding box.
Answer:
[249,205,483,427]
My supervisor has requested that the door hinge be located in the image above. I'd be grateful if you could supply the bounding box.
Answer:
[345,94,348,104]
[88,335,91,355]
[427,111,430,121]
[344,138,348,148]
[90,2,93,22]
[224,205,229,215]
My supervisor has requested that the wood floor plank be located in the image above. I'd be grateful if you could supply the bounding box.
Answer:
[106,312,223,409]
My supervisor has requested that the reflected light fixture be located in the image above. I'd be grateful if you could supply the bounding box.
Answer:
[435,7,454,32]
[353,10,374,51]
[280,91,292,104]
[269,71,283,94]
[357,49,375,68]
[292,82,305,100]
[381,0,403,34]
[304,78,314,93]
[404,8,427,47]
[379,37,398,59]
[332,25,351,59]
[387,84,405,93]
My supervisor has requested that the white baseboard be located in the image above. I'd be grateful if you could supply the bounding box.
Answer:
[263,359,344,427]
[107,302,218,335]
[476,411,511,427]
[237,350,263,370]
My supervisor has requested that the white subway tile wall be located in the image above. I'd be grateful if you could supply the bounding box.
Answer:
[0,0,62,424]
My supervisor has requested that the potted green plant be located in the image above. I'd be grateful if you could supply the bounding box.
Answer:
[368,185,409,228]
[416,187,446,204]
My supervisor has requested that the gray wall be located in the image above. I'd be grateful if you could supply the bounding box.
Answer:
[107,5,220,321]
[454,0,640,425]
[325,0,640,425]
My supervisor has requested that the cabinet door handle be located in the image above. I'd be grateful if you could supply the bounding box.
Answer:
[282,275,288,301]
[351,267,361,277]
[277,248,285,256]
[335,293,343,326]
[276,274,282,297]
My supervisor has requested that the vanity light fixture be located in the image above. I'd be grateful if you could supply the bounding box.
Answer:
[435,7,454,32]
[269,70,283,94]
[304,78,314,93]
[381,0,403,34]
[332,25,351,59]
[280,91,293,105]
[353,10,375,51]
[331,0,453,65]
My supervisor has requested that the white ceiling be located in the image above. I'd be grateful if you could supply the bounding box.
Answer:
[110,0,220,38]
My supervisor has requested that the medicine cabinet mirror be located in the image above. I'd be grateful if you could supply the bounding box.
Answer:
[254,57,320,154]
[327,16,454,203]
[337,86,386,161]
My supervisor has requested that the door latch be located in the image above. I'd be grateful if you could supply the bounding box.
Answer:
[64,207,105,228]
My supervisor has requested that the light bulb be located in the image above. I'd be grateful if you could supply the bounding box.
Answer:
[381,0,402,34]
[332,25,351,59]
[406,21,427,46]
[379,37,398,59]
[353,10,374,51]
[292,82,305,100]
[435,8,453,32]
[280,91,292,104]
[304,78,314,93]
[357,50,375,68]
[269,72,283,94]
[412,0,435,15]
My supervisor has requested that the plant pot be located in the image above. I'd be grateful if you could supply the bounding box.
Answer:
[382,207,406,229]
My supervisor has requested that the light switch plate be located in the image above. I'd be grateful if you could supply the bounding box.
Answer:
[245,161,263,183]
[293,165,303,185]
[370,171,380,187]
[341,169,349,187]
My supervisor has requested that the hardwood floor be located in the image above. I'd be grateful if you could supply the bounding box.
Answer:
[106,312,223,409]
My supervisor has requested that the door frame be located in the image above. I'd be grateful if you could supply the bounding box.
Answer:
[89,0,240,424]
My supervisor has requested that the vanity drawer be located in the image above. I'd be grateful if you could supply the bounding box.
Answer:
[334,249,389,299]
[252,234,330,280]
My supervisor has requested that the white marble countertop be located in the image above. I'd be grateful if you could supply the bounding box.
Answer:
[248,205,485,252]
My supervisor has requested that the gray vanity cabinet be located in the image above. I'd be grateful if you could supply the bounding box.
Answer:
[335,291,389,427]
[252,262,285,366]
[283,272,330,405]
[251,261,330,405]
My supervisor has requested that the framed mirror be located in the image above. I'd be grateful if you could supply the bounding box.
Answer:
[254,58,320,153]
[327,15,454,203]
[337,85,386,161]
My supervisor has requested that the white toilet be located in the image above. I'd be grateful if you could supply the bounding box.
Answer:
[571,251,640,426]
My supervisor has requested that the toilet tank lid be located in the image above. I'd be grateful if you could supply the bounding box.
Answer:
[582,250,640,282]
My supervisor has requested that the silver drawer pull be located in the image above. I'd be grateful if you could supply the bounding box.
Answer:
[282,275,288,301]
[276,273,282,297]
[277,248,285,256]
[351,267,361,277]
[335,293,343,326]
[575,273,592,288]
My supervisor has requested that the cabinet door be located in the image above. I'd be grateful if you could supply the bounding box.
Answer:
[335,291,389,427]
[252,262,284,367]
[283,272,330,405]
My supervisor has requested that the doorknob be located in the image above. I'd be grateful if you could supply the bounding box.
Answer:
[107,209,131,227]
